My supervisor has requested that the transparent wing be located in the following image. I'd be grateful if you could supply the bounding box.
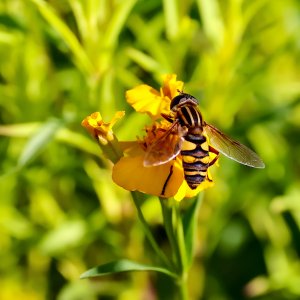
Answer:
[143,122,186,167]
[203,123,265,168]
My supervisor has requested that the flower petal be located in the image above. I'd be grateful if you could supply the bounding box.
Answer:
[161,74,184,100]
[112,156,184,198]
[125,74,184,120]
[174,177,214,201]
[126,84,170,119]
[81,112,103,137]
[81,111,125,145]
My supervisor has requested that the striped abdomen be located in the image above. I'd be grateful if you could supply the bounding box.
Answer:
[176,105,210,189]
[181,133,211,189]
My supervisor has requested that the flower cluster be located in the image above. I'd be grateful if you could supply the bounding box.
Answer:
[82,74,217,201]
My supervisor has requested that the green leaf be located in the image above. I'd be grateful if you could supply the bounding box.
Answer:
[163,0,179,40]
[80,259,177,279]
[17,119,63,168]
[196,0,224,48]
[0,123,40,137]
[0,14,26,31]
[182,193,203,267]
[103,0,138,48]
[30,0,93,75]
[126,47,161,72]
[39,220,87,255]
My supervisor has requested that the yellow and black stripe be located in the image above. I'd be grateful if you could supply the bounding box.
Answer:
[181,133,210,189]
[176,105,210,189]
[177,105,202,127]
[168,93,213,190]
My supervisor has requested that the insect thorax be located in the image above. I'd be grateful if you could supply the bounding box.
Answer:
[176,105,203,129]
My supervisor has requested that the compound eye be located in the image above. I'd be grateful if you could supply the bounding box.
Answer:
[170,93,199,110]
[170,94,186,110]
[190,96,198,105]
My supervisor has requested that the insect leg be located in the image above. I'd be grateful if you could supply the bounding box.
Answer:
[161,113,174,123]
[161,164,174,196]
[209,146,219,166]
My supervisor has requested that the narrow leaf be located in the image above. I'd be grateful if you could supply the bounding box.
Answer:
[197,0,224,48]
[126,47,161,72]
[103,0,137,48]
[163,0,179,40]
[17,119,63,168]
[0,14,26,31]
[30,0,93,75]
[80,259,177,279]
[0,123,40,137]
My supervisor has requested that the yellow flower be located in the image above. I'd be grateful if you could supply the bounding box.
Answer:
[112,74,217,201]
[82,111,125,164]
[81,111,125,145]
[113,124,215,201]
[126,74,184,120]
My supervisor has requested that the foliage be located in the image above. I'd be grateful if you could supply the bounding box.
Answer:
[1,0,300,299]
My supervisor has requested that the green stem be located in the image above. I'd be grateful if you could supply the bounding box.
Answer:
[131,192,172,269]
[159,198,181,272]
[98,135,123,164]
[174,202,189,300]
[174,202,188,272]
[160,198,190,300]
[177,276,189,300]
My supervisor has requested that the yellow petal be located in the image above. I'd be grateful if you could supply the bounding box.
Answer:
[81,111,125,145]
[174,168,215,201]
[110,111,126,128]
[126,84,170,119]
[81,112,103,136]
[112,156,184,198]
[174,180,214,201]
[161,74,184,100]
[125,74,184,120]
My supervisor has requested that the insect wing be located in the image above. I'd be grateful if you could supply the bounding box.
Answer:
[144,123,185,167]
[204,123,265,168]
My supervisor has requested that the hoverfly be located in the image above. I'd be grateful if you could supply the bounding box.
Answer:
[143,92,265,191]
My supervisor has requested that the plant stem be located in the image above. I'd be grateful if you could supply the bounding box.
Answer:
[177,276,189,300]
[131,192,172,269]
[159,198,181,272]
[98,135,123,164]
[174,202,189,300]
[174,202,188,272]
[160,198,190,300]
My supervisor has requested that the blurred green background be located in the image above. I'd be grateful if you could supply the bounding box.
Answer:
[1,0,300,299]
